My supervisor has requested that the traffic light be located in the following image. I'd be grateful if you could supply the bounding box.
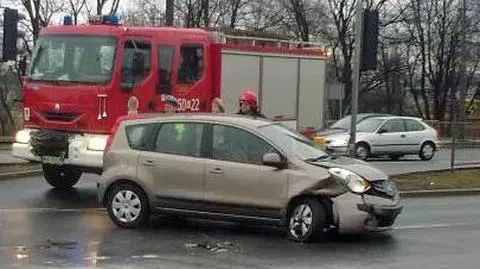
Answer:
[360,9,379,71]
[2,7,19,62]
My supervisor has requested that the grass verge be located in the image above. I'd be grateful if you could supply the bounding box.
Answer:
[392,168,480,191]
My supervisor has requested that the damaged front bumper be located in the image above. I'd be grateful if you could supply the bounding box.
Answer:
[331,191,403,234]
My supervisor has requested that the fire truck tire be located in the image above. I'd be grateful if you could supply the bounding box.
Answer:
[42,164,82,189]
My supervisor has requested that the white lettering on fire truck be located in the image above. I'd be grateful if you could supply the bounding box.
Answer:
[177,98,200,112]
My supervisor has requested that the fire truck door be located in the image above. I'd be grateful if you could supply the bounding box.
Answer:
[173,42,211,112]
[120,38,155,113]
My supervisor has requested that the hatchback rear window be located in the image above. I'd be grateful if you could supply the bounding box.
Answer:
[125,123,158,151]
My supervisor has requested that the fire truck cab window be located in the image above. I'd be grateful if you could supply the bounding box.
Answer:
[28,35,116,84]
[177,44,204,84]
[158,45,175,94]
[121,40,151,88]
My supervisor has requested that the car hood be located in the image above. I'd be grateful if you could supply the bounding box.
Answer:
[316,128,347,137]
[307,156,389,182]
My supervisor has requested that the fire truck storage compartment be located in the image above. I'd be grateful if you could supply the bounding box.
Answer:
[220,49,326,130]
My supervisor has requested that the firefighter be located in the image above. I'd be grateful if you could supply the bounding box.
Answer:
[213,89,266,118]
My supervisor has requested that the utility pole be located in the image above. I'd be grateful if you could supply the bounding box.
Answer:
[451,0,468,172]
[458,0,468,140]
[347,0,364,157]
[166,0,174,26]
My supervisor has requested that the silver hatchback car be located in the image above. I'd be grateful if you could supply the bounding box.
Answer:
[98,113,403,242]
[324,116,439,161]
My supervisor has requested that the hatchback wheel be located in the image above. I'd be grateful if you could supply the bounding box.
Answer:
[355,143,370,160]
[419,142,435,161]
[107,184,149,228]
[287,198,326,242]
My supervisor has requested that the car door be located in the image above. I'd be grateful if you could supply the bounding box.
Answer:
[203,123,289,220]
[372,118,408,154]
[404,118,428,153]
[137,121,207,211]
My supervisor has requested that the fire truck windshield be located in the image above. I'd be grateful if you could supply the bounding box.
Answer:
[28,35,117,84]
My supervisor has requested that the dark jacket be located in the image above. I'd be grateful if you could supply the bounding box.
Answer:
[237,110,266,119]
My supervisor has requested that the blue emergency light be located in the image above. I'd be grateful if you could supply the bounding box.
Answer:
[88,13,120,25]
[63,15,73,25]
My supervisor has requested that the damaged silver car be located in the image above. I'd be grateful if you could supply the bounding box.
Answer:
[98,113,403,242]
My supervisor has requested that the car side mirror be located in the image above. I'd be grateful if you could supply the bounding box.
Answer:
[262,153,286,169]
[378,129,388,134]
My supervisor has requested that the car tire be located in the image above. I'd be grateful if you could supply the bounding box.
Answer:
[42,164,82,189]
[419,141,436,161]
[287,198,327,242]
[107,183,150,229]
[355,143,370,161]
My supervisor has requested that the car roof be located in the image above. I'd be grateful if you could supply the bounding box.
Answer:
[363,115,423,121]
[119,112,273,129]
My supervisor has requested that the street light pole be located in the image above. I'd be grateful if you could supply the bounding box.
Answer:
[451,0,468,172]
[347,0,364,157]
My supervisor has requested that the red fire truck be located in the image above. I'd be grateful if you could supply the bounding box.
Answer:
[12,14,329,189]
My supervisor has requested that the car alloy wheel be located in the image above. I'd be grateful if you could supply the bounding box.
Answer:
[107,184,149,228]
[355,143,370,160]
[287,198,326,242]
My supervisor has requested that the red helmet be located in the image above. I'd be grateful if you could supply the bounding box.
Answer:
[239,90,258,109]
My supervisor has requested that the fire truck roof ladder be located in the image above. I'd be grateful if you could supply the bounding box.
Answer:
[222,34,328,50]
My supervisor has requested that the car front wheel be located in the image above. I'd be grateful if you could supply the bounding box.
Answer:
[107,183,150,228]
[287,198,327,242]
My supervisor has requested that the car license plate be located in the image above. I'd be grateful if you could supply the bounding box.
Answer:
[41,156,64,165]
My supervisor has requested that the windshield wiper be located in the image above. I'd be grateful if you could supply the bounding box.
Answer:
[304,155,336,162]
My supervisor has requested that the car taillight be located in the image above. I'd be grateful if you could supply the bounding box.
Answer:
[104,135,113,153]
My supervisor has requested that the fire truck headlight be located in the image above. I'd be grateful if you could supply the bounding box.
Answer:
[15,130,31,144]
[88,137,107,151]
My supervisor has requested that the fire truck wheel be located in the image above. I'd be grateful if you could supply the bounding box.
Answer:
[42,164,82,189]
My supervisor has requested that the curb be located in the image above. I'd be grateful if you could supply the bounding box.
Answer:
[400,188,480,198]
[0,169,43,181]
[391,165,480,176]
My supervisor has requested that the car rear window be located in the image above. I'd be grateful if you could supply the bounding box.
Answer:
[125,123,158,151]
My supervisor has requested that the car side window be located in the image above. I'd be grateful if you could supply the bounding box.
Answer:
[381,119,406,133]
[177,44,204,84]
[154,122,204,157]
[212,124,275,165]
[125,123,159,151]
[405,119,426,132]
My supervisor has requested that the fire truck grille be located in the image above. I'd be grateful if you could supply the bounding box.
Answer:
[42,112,79,122]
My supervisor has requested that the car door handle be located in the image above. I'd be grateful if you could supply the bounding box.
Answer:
[208,168,225,174]
[142,160,155,166]
[400,134,406,138]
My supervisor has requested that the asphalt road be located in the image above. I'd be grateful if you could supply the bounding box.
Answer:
[0,174,479,268]
[365,148,480,175]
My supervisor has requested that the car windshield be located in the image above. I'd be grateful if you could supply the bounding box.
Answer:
[356,118,386,133]
[258,123,330,161]
[28,35,117,84]
[329,114,370,130]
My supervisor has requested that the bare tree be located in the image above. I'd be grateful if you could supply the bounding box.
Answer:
[18,0,66,41]
[68,0,87,25]
[96,0,121,15]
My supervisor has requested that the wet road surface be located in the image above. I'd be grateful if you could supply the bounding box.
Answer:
[0,174,479,268]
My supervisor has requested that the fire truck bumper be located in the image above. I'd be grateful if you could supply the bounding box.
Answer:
[12,129,106,169]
